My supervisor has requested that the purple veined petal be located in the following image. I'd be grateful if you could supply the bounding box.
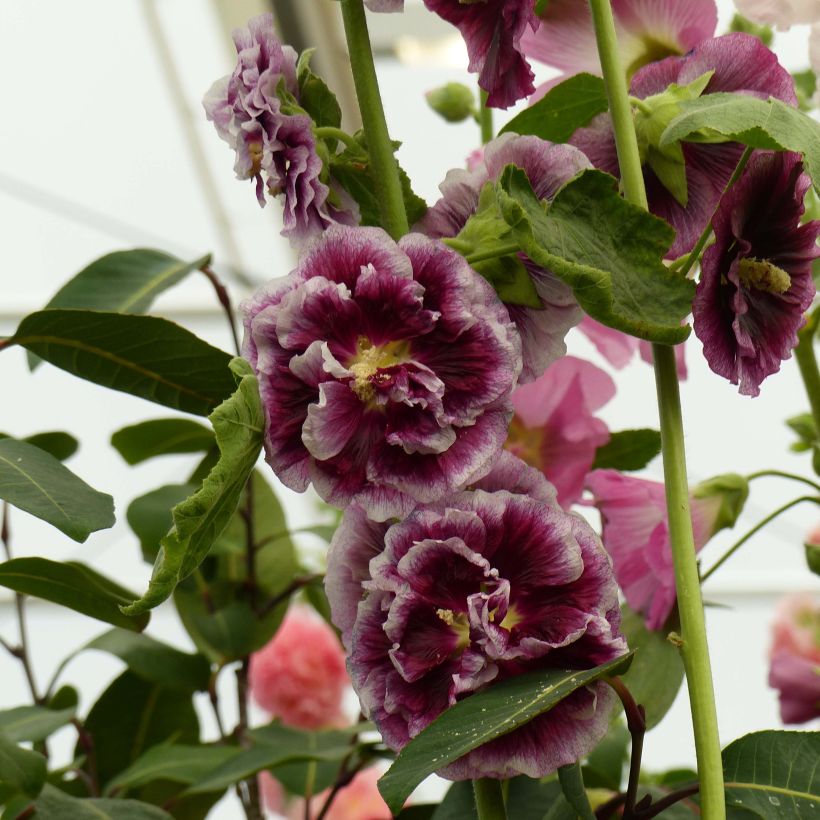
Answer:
[303,380,365,462]
[470,451,558,506]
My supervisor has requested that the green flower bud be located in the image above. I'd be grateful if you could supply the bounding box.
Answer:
[691,472,749,534]
[426,83,477,123]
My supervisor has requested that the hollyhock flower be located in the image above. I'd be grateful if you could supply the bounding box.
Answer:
[570,34,797,259]
[505,356,615,508]
[693,151,819,396]
[585,470,747,630]
[522,0,717,91]
[203,14,356,245]
[332,487,626,780]
[242,225,521,521]
[734,0,819,30]
[249,606,349,729]
[288,767,393,820]
[418,133,589,381]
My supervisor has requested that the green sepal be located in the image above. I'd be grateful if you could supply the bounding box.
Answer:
[691,472,749,533]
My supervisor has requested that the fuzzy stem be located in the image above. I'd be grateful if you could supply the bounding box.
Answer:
[473,779,507,820]
[479,89,494,144]
[794,313,820,435]
[587,2,725,817]
[339,0,409,239]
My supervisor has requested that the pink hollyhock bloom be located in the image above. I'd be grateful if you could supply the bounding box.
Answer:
[258,771,286,815]
[287,767,393,820]
[693,152,819,397]
[242,225,521,522]
[329,481,626,780]
[585,470,743,631]
[570,34,797,259]
[249,606,349,730]
[521,0,717,89]
[418,133,590,382]
[735,0,819,29]
[203,14,356,245]
[505,356,615,508]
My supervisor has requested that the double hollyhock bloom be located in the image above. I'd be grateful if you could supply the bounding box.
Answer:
[203,14,356,244]
[570,34,797,259]
[419,133,590,382]
[242,225,521,522]
[505,356,615,508]
[693,151,819,397]
[327,457,627,779]
[768,593,820,725]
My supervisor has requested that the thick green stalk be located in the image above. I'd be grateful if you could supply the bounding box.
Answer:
[479,89,494,144]
[794,313,820,435]
[473,779,507,820]
[339,0,409,239]
[587,1,725,817]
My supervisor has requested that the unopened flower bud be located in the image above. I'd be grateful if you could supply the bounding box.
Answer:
[691,473,749,535]
[425,83,476,122]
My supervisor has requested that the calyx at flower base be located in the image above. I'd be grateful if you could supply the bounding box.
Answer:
[691,472,750,534]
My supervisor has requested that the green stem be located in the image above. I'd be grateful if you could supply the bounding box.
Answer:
[465,242,521,265]
[314,126,362,152]
[339,0,409,239]
[587,2,725,816]
[558,763,596,820]
[701,495,820,582]
[794,313,820,435]
[473,779,507,820]
[478,89,494,145]
[747,470,820,494]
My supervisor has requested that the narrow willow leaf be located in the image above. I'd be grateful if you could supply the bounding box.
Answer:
[122,359,263,615]
[0,558,149,632]
[592,429,662,472]
[0,438,114,542]
[722,730,820,818]
[85,628,210,692]
[111,419,215,465]
[377,653,633,814]
[0,706,75,743]
[126,484,197,563]
[501,73,608,142]
[662,94,820,190]
[32,784,173,819]
[6,310,235,417]
[497,167,692,343]
[0,733,46,798]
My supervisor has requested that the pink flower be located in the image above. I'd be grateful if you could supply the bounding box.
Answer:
[505,356,615,508]
[292,768,392,820]
[249,606,349,730]
[734,0,819,30]
[771,593,820,664]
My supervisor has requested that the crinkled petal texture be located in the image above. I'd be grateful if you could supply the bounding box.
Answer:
[586,470,720,631]
[203,13,356,245]
[571,34,797,259]
[332,486,626,780]
[422,0,539,108]
[418,134,589,382]
[522,0,717,83]
[693,152,818,396]
[506,357,615,508]
[243,226,521,522]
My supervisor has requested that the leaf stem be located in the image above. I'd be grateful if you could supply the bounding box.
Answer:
[794,312,820,435]
[473,778,507,820]
[747,470,820,494]
[314,126,362,152]
[465,242,521,265]
[479,89,494,144]
[606,678,646,819]
[339,0,409,239]
[701,495,820,582]
[235,659,264,820]
[558,763,596,820]
[200,264,241,357]
[586,2,724,816]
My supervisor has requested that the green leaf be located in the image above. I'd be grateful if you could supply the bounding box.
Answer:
[127,484,197,563]
[618,605,684,729]
[82,671,199,789]
[85,629,210,692]
[592,429,662,471]
[786,413,817,453]
[661,93,820,191]
[793,70,818,112]
[297,49,342,129]
[0,734,46,798]
[558,762,595,820]
[123,359,264,615]
[729,14,773,47]
[31,785,173,819]
[6,310,236,417]
[0,438,114,542]
[106,745,238,793]
[111,419,215,466]
[377,653,634,814]
[0,706,75,743]
[496,167,693,343]
[501,74,608,143]
[507,777,564,820]
[583,721,629,790]
[722,730,820,818]
[431,781,478,820]
[3,432,78,462]
[0,558,149,632]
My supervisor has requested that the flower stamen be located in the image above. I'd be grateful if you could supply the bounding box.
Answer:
[737,258,792,295]
[348,337,410,402]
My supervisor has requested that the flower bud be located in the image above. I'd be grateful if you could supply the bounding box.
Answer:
[691,473,749,535]
[425,82,476,122]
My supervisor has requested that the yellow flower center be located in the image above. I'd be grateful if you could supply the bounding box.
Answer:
[436,608,471,650]
[347,337,409,402]
[737,258,792,295]
[504,416,545,470]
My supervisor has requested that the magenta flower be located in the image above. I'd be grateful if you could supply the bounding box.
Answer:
[505,356,615,508]
[203,14,356,245]
[242,225,521,522]
[332,485,626,780]
[418,134,590,382]
[522,0,717,91]
[570,34,797,259]
[693,152,818,397]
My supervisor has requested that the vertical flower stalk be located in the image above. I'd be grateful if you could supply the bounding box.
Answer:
[586,1,725,818]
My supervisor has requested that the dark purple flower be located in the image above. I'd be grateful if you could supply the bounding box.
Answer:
[693,152,819,396]
[329,481,626,779]
[570,34,797,258]
[422,0,540,109]
[203,14,357,245]
[242,225,521,522]
[418,134,590,382]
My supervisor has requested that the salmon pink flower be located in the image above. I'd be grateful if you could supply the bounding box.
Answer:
[419,133,589,382]
[242,225,521,521]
